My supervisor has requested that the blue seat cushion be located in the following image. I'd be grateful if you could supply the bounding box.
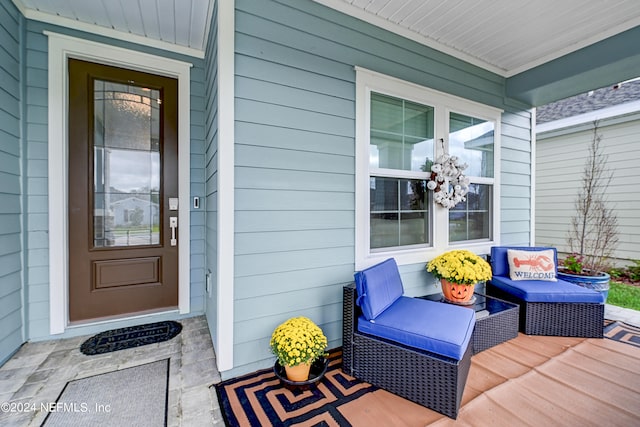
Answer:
[490,276,605,303]
[354,258,404,320]
[357,296,475,360]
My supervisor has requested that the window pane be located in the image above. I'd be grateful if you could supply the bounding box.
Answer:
[370,177,398,212]
[449,184,492,242]
[93,80,161,247]
[400,212,428,246]
[370,93,434,171]
[371,93,403,134]
[371,213,399,249]
[449,112,494,177]
[370,177,429,249]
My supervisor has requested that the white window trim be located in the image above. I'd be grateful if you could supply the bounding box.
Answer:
[355,67,502,270]
[47,32,192,334]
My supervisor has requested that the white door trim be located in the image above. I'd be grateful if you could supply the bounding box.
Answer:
[46,32,192,334]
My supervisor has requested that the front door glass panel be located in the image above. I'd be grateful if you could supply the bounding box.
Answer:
[93,80,161,247]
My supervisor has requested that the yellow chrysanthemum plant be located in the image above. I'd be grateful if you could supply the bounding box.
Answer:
[427,250,492,303]
[427,249,492,284]
[270,316,328,369]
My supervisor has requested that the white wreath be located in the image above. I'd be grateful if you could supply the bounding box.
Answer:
[426,154,470,208]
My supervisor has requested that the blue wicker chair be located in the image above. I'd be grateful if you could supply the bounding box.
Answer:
[342,258,475,419]
[486,246,604,338]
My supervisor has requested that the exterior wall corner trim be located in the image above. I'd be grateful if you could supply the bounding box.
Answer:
[215,0,235,373]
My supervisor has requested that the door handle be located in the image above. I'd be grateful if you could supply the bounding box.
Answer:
[170,217,177,246]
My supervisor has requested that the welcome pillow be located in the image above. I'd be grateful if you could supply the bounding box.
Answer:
[507,249,557,281]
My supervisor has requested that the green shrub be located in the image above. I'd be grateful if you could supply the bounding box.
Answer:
[607,260,640,283]
[608,268,624,280]
[628,260,640,281]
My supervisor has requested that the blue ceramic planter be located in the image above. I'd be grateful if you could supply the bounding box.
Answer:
[557,268,610,302]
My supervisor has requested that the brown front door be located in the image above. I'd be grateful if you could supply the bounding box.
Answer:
[68,59,179,323]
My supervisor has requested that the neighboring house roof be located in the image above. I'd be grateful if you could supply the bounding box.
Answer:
[537,78,640,124]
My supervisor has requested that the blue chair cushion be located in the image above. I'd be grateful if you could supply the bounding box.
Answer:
[490,276,605,303]
[357,296,475,360]
[354,258,404,320]
[491,246,559,277]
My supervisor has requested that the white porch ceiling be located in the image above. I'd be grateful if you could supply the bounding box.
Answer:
[11,0,640,77]
[12,0,215,58]
[314,0,640,77]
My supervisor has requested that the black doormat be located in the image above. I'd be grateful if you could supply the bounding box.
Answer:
[80,321,182,355]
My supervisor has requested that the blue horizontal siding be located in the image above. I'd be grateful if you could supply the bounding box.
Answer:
[235,229,353,255]
[235,247,354,278]
[501,109,533,246]
[203,1,219,346]
[0,0,23,367]
[235,121,354,155]
[236,167,353,192]
[236,98,354,136]
[235,145,353,172]
[223,0,533,378]
[21,19,48,339]
[236,75,354,118]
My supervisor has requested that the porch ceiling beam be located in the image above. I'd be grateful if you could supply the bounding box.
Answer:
[506,26,640,107]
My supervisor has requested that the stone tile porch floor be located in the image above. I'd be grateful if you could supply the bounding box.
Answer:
[1,305,639,427]
[0,316,225,427]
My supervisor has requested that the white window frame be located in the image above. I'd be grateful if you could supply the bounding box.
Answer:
[355,68,502,270]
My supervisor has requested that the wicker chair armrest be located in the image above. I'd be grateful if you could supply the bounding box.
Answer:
[342,283,358,375]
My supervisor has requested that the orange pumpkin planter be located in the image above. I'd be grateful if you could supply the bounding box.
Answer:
[441,279,475,304]
[427,250,491,305]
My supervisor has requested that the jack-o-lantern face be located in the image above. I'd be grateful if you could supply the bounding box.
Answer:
[442,281,474,302]
[449,283,470,300]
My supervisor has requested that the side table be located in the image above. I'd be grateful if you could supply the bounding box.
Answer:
[471,293,519,353]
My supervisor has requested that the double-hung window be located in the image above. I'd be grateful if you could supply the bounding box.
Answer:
[356,68,502,269]
[369,93,434,251]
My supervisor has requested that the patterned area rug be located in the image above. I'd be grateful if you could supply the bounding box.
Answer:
[80,321,182,355]
[214,350,378,426]
[215,324,640,426]
[604,321,640,348]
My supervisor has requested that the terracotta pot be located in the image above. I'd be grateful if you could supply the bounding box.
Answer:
[284,362,311,382]
[441,279,475,303]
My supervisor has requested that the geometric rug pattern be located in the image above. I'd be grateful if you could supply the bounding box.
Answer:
[604,320,640,348]
[215,349,377,426]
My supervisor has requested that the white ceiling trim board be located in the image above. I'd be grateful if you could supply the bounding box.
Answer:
[15,4,206,58]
